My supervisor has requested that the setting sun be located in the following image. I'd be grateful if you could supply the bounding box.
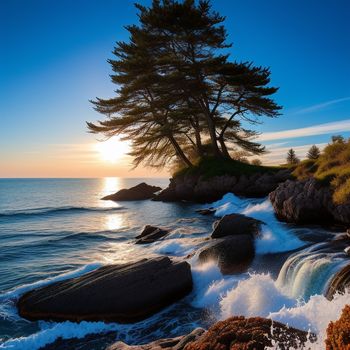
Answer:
[95,136,130,163]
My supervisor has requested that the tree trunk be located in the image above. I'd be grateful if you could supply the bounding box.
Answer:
[218,137,231,159]
[168,135,193,167]
[205,114,222,158]
[193,123,204,157]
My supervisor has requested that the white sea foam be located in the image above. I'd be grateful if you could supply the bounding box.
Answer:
[0,321,119,350]
[0,263,102,303]
[218,273,350,349]
[151,239,191,256]
[211,194,305,253]
[190,261,244,309]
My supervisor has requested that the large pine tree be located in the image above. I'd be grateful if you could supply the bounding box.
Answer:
[88,0,281,169]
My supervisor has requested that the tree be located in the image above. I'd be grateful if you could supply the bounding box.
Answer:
[88,0,281,168]
[331,135,345,143]
[286,148,299,165]
[307,145,321,160]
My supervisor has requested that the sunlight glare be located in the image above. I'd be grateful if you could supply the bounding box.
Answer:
[95,136,130,163]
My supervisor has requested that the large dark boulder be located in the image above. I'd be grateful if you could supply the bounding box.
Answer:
[269,178,350,225]
[154,170,291,203]
[135,225,169,244]
[17,257,193,323]
[211,213,262,239]
[184,316,314,350]
[102,182,162,201]
[198,235,255,274]
[107,328,205,350]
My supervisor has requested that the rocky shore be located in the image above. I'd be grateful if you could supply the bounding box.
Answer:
[153,169,292,202]
[109,316,314,350]
[20,175,350,350]
[270,178,350,225]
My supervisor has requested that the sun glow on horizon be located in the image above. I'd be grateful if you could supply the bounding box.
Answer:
[95,136,130,163]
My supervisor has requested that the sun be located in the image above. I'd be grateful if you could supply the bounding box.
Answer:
[95,136,130,163]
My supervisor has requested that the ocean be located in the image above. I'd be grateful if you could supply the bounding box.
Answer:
[0,178,349,349]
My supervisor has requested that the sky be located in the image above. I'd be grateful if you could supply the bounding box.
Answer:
[1,0,349,177]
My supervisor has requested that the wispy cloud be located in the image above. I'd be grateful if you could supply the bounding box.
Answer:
[258,119,350,142]
[261,142,328,165]
[293,96,350,115]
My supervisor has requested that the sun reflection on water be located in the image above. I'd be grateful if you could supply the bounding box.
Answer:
[100,177,121,208]
[105,214,127,231]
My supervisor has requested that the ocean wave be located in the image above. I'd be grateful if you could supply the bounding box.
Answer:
[0,206,125,218]
[0,263,102,303]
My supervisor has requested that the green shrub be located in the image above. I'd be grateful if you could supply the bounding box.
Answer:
[174,156,281,179]
[293,138,350,204]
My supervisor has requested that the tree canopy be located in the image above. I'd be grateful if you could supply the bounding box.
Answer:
[307,145,321,160]
[286,148,299,165]
[87,0,281,169]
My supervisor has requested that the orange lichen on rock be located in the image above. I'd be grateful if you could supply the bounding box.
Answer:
[326,304,350,350]
[184,316,311,350]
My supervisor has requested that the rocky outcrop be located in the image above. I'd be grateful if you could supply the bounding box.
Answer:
[107,328,205,350]
[102,183,161,201]
[184,316,314,350]
[135,225,169,244]
[198,235,255,274]
[17,257,192,323]
[326,305,350,350]
[269,178,350,225]
[211,213,262,239]
[326,263,350,300]
[154,170,291,203]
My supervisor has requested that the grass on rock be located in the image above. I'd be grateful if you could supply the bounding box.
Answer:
[174,157,282,179]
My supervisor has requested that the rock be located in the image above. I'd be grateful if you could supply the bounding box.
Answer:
[17,257,192,323]
[195,208,215,215]
[102,183,161,201]
[211,213,262,239]
[326,263,350,300]
[325,305,350,350]
[184,316,314,350]
[135,225,169,244]
[153,170,292,203]
[107,328,205,350]
[198,235,255,274]
[269,178,350,225]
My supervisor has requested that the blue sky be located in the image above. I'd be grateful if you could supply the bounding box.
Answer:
[1,0,349,176]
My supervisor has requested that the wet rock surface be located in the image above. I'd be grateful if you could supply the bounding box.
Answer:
[102,183,161,201]
[107,328,205,350]
[198,235,255,274]
[135,225,169,244]
[211,213,262,239]
[17,257,193,323]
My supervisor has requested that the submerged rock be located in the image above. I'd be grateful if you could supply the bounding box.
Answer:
[154,170,291,203]
[211,213,262,239]
[17,257,192,323]
[184,316,313,350]
[326,305,350,350]
[107,328,205,350]
[102,182,161,201]
[198,235,255,274]
[195,208,215,215]
[135,225,169,244]
[269,178,350,225]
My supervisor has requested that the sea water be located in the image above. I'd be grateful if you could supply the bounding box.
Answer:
[0,179,349,349]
